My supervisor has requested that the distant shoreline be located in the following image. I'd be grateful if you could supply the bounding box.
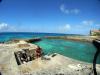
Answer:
[45,36,100,42]
[0,32,99,44]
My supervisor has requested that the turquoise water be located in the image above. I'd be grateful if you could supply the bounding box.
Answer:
[0,32,66,42]
[0,32,100,63]
[34,39,100,63]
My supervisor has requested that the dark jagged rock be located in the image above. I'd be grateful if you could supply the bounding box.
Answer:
[26,38,41,43]
[14,46,42,65]
[14,49,35,65]
[8,38,41,43]
[8,39,21,43]
[92,40,100,75]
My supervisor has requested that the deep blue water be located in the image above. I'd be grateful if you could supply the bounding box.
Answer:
[0,32,99,63]
[0,32,67,42]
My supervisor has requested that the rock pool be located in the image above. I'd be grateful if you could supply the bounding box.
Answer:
[34,39,100,63]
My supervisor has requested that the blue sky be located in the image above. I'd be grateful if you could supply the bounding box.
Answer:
[0,0,100,35]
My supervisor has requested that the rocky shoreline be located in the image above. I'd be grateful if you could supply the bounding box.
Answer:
[45,36,100,42]
[3,35,100,44]
[0,40,100,75]
[5,38,42,44]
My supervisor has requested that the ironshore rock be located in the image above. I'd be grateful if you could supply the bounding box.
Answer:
[0,40,100,75]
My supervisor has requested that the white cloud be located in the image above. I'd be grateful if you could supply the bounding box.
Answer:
[0,23,16,32]
[82,20,94,25]
[73,20,94,30]
[0,23,8,30]
[64,24,71,29]
[71,9,80,14]
[60,4,80,14]
[57,20,99,35]
[60,4,69,14]
[58,24,71,33]
[95,24,100,27]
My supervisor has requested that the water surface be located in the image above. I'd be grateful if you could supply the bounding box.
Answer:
[0,32,99,63]
[34,39,100,63]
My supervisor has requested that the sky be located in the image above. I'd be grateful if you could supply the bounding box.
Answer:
[0,0,100,35]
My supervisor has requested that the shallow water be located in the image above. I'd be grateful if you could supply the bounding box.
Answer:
[34,39,100,63]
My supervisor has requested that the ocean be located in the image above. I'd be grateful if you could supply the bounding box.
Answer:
[0,32,100,63]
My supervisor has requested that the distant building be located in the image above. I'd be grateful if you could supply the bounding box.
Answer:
[90,30,100,36]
